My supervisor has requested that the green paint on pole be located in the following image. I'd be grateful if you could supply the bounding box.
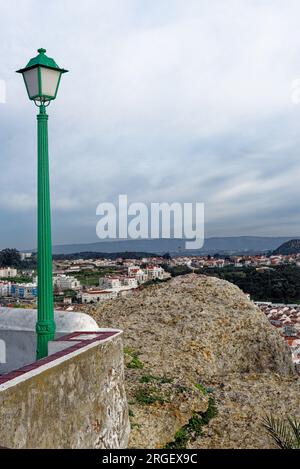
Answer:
[36,104,56,359]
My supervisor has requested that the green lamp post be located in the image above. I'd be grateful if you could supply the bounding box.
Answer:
[17,49,68,359]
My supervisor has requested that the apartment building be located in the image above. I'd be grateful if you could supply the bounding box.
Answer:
[53,274,81,291]
[0,267,17,278]
[0,281,11,297]
[99,277,122,290]
[10,283,38,299]
[145,266,164,280]
[128,266,148,283]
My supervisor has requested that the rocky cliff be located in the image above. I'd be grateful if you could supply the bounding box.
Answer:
[87,274,300,449]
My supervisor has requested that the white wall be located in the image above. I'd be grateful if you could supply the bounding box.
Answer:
[0,308,99,374]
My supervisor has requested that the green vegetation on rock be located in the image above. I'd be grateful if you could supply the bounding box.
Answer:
[139,375,172,384]
[195,383,208,395]
[165,395,218,449]
[127,356,144,369]
[165,428,190,449]
[124,347,144,369]
[134,387,166,406]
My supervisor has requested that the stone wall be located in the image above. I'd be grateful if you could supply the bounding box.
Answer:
[0,332,130,448]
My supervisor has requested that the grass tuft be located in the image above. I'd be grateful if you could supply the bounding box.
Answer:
[134,387,166,406]
[164,394,218,449]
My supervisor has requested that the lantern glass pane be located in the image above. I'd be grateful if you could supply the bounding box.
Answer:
[23,68,39,99]
[41,68,61,98]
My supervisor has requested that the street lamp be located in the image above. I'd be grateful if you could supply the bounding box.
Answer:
[17,49,68,359]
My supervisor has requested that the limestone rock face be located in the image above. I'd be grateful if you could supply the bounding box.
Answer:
[88,274,300,448]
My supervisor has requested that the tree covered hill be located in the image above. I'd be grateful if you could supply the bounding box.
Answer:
[273,239,300,255]
[199,265,300,303]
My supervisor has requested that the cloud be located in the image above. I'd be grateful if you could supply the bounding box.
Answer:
[1,0,300,248]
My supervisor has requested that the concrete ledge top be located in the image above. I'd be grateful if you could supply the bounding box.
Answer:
[0,329,123,391]
[0,307,99,333]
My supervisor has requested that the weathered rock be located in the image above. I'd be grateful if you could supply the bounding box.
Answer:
[88,274,299,448]
[190,373,300,449]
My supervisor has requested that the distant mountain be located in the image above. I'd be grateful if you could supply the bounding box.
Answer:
[53,251,159,261]
[273,239,300,255]
[27,236,300,256]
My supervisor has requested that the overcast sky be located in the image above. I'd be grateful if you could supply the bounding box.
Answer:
[1,0,300,249]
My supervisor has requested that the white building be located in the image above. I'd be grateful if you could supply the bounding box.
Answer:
[80,289,118,304]
[53,274,81,291]
[99,277,122,290]
[0,282,12,297]
[128,266,148,283]
[0,267,17,278]
[99,276,138,292]
[11,283,38,299]
[122,277,138,288]
[20,252,32,261]
[145,266,164,280]
[65,265,80,273]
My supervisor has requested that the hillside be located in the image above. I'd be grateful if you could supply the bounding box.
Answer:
[24,236,298,256]
[86,275,300,449]
[200,265,300,303]
[273,239,300,255]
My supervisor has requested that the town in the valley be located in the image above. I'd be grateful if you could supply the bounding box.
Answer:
[2,251,300,307]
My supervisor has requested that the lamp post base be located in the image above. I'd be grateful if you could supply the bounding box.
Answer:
[36,320,56,359]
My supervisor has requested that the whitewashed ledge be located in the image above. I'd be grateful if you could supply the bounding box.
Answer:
[0,307,99,332]
[0,307,122,374]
